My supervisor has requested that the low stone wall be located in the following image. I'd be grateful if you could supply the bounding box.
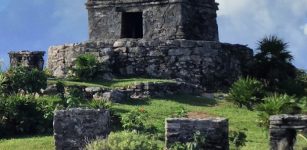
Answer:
[165,118,229,150]
[48,39,253,91]
[269,114,307,150]
[53,108,110,150]
[85,81,202,101]
[45,81,202,102]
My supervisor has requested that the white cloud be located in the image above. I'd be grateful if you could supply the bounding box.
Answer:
[50,0,88,43]
[216,0,307,69]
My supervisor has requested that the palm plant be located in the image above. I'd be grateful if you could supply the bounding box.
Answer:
[256,94,301,128]
[251,35,296,90]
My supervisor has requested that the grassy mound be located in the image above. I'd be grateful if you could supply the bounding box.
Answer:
[0,95,306,150]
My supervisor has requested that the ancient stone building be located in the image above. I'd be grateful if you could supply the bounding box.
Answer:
[87,0,219,41]
[9,51,45,70]
[48,0,253,91]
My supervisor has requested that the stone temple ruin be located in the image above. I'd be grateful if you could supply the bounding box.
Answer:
[48,0,253,91]
[9,51,45,71]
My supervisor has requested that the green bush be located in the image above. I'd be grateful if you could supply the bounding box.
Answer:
[256,94,301,128]
[169,131,207,150]
[85,131,163,150]
[72,54,104,81]
[229,129,247,150]
[37,95,64,123]
[65,86,85,108]
[121,108,148,131]
[277,79,305,97]
[299,97,307,111]
[3,67,47,95]
[227,77,265,110]
[0,95,60,137]
[88,99,112,109]
[172,106,188,118]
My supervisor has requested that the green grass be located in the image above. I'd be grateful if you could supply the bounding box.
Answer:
[48,78,174,89]
[0,95,306,150]
[0,136,54,150]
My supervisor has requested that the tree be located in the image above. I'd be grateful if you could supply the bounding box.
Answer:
[251,35,297,90]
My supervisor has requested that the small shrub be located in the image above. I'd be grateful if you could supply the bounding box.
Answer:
[43,68,54,78]
[72,54,101,81]
[169,131,206,150]
[65,86,85,108]
[85,139,109,150]
[256,94,301,128]
[172,106,188,118]
[0,95,58,137]
[4,67,47,95]
[277,79,305,97]
[37,95,64,123]
[121,107,148,131]
[169,142,187,150]
[88,99,112,109]
[227,77,265,110]
[85,131,163,150]
[186,131,206,150]
[55,81,65,100]
[229,129,248,150]
[299,97,307,111]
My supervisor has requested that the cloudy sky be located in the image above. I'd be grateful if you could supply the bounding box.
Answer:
[0,0,306,70]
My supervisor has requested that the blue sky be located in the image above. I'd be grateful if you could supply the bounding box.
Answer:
[0,0,306,70]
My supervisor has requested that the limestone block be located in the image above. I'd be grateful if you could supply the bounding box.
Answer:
[53,109,110,150]
[165,118,229,150]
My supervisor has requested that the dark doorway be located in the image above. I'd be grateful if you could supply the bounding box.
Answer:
[121,12,143,38]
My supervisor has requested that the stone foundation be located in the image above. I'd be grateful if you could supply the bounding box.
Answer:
[269,114,307,150]
[53,108,110,150]
[48,39,253,91]
[165,118,229,150]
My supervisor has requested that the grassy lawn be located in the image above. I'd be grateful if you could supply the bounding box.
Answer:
[0,136,54,150]
[48,78,175,89]
[1,95,306,150]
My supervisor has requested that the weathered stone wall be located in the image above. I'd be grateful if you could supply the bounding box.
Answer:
[86,81,202,100]
[9,51,45,70]
[44,81,202,102]
[86,0,219,41]
[48,39,253,91]
[269,114,307,150]
[53,108,110,150]
[165,118,229,150]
